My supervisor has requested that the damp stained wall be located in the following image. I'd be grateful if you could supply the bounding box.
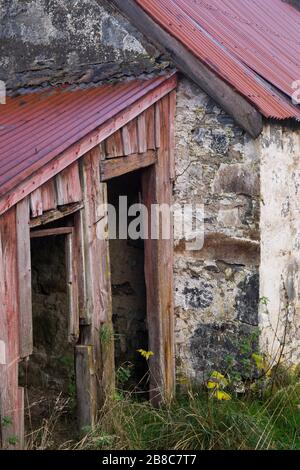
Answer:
[260,122,300,365]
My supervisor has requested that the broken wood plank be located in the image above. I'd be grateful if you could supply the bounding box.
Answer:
[16,197,32,358]
[121,119,138,155]
[110,0,262,138]
[100,150,157,182]
[56,161,82,206]
[137,112,147,154]
[41,179,57,212]
[145,106,156,150]
[29,202,83,228]
[105,130,124,158]
[30,188,43,218]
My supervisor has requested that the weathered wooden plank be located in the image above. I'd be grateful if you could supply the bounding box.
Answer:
[122,119,138,155]
[145,106,156,150]
[137,113,147,154]
[141,96,175,406]
[105,130,124,158]
[16,197,32,358]
[0,208,23,449]
[169,91,176,181]
[155,102,161,149]
[56,161,82,206]
[0,74,177,217]
[30,227,73,239]
[30,188,43,218]
[41,179,57,212]
[75,345,97,432]
[80,147,115,418]
[29,202,83,228]
[110,0,262,138]
[100,150,157,182]
[65,232,80,344]
[73,210,87,321]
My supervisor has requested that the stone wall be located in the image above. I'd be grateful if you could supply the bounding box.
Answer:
[260,122,300,366]
[0,0,166,93]
[173,77,261,382]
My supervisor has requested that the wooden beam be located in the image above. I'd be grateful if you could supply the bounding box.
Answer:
[30,227,73,238]
[16,197,32,358]
[100,150,157,182]
[110,0,262,138]
[29,202,83,228]
[0,74,177,217]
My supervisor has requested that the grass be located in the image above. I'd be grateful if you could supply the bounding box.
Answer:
[65,382,300,451]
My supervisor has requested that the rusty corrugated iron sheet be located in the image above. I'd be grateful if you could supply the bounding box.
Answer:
[0,73,174,197]
[136,0,300,120]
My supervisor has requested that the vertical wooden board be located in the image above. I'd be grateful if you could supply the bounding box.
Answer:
[16,197,32,358]
[145,106,156,150]
[80,147,115,413]
[41,179,57,212]
[155,101,161,149]
[65,232,80,344]
[137,112,147,154]
[75,345,96,432]
[121,119,138,155]
[105,130,124,158]
[30,187,43,218]
[73,210,87,320]
[56,161,82,206]
[169,91,176,181]
[0,208,23,449]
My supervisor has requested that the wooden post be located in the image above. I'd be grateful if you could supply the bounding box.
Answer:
[16,197,32,359]
[0,208,23,449]
[142,95,175,405]
[76,146,114,427]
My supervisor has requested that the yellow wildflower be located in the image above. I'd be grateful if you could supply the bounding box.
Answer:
[137,349,154,360]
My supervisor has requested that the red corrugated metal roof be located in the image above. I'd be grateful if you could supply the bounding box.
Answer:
[0,73,174,198]
[136,0,300,120]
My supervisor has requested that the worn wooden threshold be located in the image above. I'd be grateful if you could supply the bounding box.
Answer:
[100,150,157,181]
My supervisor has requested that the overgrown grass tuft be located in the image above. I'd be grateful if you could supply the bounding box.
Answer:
[67,383,300,450]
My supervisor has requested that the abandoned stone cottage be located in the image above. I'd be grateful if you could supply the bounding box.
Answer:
[0,0,300,448]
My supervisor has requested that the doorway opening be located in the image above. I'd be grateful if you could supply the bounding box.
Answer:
[19,220,77,448]
[107,170,148,395]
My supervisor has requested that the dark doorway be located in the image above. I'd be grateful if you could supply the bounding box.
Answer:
[107,170,148,394]
[20,232,76,448]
